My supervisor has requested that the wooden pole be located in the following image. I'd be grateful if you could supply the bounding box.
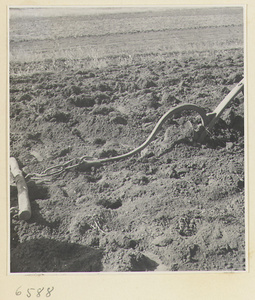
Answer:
[10,157,31,220]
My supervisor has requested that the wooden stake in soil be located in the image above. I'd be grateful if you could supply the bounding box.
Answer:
[10,157,31,220]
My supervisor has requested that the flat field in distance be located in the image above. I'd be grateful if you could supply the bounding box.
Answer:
[9,7,245,272]
[9,7,243,65]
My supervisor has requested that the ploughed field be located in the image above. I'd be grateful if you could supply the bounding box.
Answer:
[9,7,245,272]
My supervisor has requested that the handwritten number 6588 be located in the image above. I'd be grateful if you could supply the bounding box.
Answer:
[15,286,54,297]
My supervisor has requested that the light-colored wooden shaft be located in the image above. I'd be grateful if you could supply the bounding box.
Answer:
[10,157,31,220]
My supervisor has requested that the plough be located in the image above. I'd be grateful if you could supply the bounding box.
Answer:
[10,78,244,220]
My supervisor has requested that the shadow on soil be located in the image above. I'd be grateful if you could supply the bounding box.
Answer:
[11,238,104,273]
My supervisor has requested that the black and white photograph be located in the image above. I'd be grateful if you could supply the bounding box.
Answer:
[9,6,245,273]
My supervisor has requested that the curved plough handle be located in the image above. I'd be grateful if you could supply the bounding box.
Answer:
[26,78,244,180]
[27,103,209,180]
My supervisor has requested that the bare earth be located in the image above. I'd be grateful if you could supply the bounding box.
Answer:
[9,7,245,272]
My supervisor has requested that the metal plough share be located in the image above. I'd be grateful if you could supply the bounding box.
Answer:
[197,78,244,142]
[27,79,244,180]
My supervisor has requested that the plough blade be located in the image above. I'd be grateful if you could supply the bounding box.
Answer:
[197,78,244,142]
